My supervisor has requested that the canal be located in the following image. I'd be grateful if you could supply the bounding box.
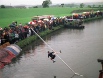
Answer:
[0,19,103,78]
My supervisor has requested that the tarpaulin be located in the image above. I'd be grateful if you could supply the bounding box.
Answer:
[0,44,22,69]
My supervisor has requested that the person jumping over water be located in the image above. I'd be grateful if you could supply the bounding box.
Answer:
[48,50,61,63]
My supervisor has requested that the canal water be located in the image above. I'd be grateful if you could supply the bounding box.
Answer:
[0,19,103,78]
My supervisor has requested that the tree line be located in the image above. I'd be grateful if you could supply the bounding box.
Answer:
[0,0,103,8]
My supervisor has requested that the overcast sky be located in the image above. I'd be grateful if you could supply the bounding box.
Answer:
[0,0,103,5]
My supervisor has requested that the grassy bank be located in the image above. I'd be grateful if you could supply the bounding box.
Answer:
[84,16,103,22]
[16,25,63,48]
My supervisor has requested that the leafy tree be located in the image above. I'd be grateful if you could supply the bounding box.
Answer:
[1,5,5,8]
[98,5,101,8]
[46,0,52,4]
[88,5,91,8]
[42,1,49,8]
[68,3,75,8]
[33,6,38,8]
[93,4,95,8]
[61,4,64,7]
[42,0,52,8]
[98,5,102,11]
[80,3,84,8]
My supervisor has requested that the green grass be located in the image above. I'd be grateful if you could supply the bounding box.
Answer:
[0,7,99,28]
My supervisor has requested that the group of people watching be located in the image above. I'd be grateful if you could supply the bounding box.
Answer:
[0,16,65,45]
[0,10,103,46]
[71,10,103,19]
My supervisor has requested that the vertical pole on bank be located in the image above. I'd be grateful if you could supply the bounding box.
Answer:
[31,28,83,77]
[97,59,103,78]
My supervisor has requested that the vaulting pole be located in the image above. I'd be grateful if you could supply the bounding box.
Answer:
[31,28,83,77]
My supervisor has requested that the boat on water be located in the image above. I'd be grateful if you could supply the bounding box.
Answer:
[0,42,22,69]
[64,19,85,29]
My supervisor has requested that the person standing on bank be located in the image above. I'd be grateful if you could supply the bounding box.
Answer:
[48,50,61,63]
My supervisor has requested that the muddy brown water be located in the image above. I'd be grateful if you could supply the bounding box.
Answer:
[0,19,103,78]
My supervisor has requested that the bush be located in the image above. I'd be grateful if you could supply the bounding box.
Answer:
[1,5,5,8]
[33,6,38,8]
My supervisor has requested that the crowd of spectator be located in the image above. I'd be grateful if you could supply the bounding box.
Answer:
[0,10,103,46]
[0,16,65,45]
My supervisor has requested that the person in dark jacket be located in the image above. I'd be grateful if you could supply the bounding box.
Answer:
[48,51,56,63]
[48,50,61,63]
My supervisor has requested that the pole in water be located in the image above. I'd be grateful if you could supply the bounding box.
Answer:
[54,76,56,78]
[71,73,83,78]
[97,59,103,78]
[31,28,83,77]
